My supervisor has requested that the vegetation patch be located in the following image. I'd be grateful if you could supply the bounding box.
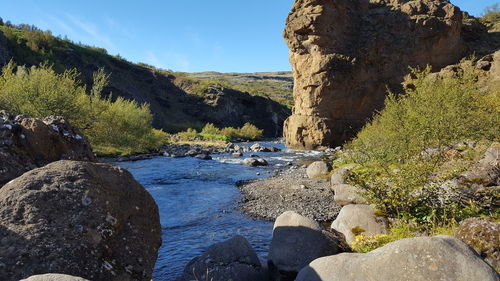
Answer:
[174,122,263,143]
[0,62,168,156]
[343,60,499,228]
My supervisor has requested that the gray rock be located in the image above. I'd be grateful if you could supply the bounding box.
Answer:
[306,161,331,179]
[244,158,268,167]
[464,142,500,186]
[330,166,356,185]
[268,211,349,280]
[21,274,89,281]
[194,153,212,160]
[331,184,367,206]
[178,235,264,281]
[331,204,388,244]
[296,236,499,281]
[233,152,243,157]
[0,161,162,281]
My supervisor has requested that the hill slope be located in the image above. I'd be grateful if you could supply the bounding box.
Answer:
[0,23,291,137]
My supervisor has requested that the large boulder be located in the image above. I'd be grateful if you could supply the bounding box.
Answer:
[283,0,468,149]
[306,161,331,178]
[21,274,89,281]
[0,112,95,186]
[330,204,388,244]
[268,211,349,281]
[0,161,161,281]
[178,235,264,281]
[295,236,499,281]
[455,217,499,270]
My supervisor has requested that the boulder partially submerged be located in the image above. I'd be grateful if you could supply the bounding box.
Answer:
[178,235,265,281]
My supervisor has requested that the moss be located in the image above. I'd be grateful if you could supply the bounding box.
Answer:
[351,226,366,236]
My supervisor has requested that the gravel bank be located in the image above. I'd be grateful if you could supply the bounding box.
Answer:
[237,166,341,222]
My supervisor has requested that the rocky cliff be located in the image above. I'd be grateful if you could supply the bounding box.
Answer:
[283,0,473,149]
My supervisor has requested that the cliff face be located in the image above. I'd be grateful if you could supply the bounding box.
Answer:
[283,0,468,149]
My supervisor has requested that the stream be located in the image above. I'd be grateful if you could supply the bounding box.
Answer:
[116,141,323,280]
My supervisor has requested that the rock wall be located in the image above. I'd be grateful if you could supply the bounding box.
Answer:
[0,112,95,186]
[283,0,467,149]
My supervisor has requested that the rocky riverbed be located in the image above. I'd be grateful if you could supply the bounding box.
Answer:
[237,166,341,222]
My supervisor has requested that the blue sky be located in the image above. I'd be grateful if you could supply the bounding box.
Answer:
[2,0,498,73]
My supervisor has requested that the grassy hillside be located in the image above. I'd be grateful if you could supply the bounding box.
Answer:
[183,71,293,108]
[0,21,290,137]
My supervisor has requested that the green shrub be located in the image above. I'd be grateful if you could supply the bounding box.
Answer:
[352,223,415,253]
[0,62,168,156]
[201,123,221,135]
[176,122,263,142]
[347,61,500,224]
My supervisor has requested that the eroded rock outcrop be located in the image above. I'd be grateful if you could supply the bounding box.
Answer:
[0,112,95,186]
[0,161,162,281]
[283,0,468,149]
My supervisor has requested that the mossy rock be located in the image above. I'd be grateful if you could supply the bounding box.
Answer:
[455,217,499,270]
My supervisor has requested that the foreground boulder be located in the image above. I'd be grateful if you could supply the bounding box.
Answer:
[283,0,468,149]
[330,204,388,244]
[0,112,95,186]
[306,161,331,179]
[0,161,161,281]
[455,217,499,269]
[21,274,89,281]
[178,235,264,281]
[296,236,499,281]
[268,211,349,281]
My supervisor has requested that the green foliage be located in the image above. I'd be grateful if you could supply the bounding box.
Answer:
[347,62,500,224]
[0,62,167,156]
[176,122,263,142]
[352,223,415,253]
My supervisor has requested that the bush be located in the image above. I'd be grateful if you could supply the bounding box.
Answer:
[347,61,500,224]
[176,122,263,142]
[0,62,167,156]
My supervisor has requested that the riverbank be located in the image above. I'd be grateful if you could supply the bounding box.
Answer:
[237,165,341,222]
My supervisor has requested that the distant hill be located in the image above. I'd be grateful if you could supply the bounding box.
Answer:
[184,71,293,107]
[0,22,291,137]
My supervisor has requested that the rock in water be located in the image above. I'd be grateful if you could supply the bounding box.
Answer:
[178,235,264,281]
[0,112,95,186]
[295,236,499,281]
[283,0,467,149]
[331,204,388,244]
[0,161,162,281]
[268,211,349,281]
[243,157,269,167]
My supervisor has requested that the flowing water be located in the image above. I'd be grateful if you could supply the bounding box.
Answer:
[116,141,324,280]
